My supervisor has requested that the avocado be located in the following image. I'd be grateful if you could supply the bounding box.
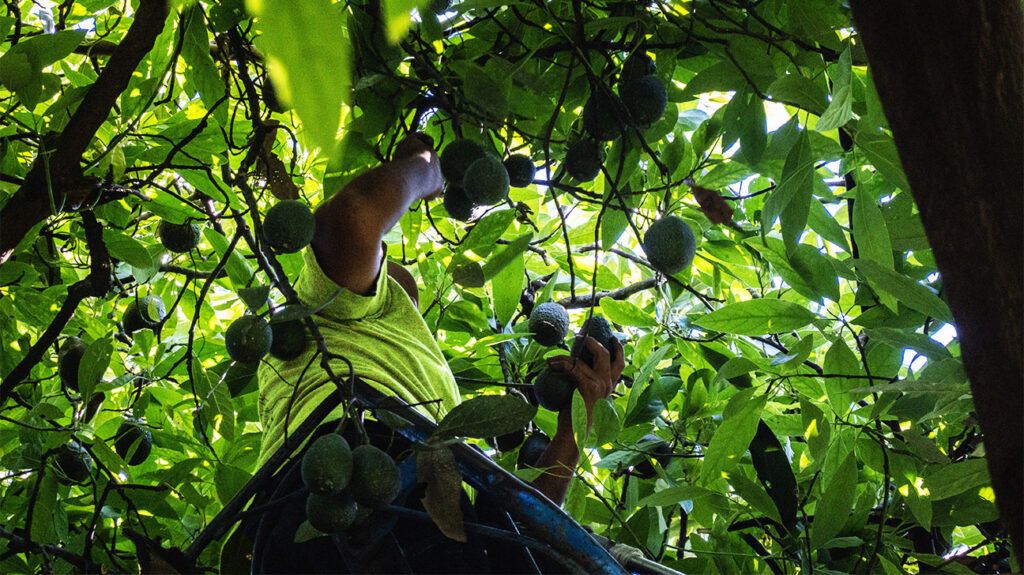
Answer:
[263,200,316,254]
[633,434,673,479]
[643,215,697,275]
[462,155,510,206]
[301,433,353,496]
[487,427,526,452]
[225,315,273,364]
[157,220,201,253]
[516,431,551,469]
[114,420,153,466]
[528,302,570,346]
[269,309,307,361]
[58,336,87,391]
[574,316,616,367]
[503,154,536,188]
[533,368,576,412]
[564,139,605,182]
[440,139,487,183]
[348,445,401,508]
[122,295,166,335]
[54,441,92,484]
[583,88,627,141]
[443,184,475,221]
[619,75,668,128]
[306,492,359,533]
[620,52,656,84]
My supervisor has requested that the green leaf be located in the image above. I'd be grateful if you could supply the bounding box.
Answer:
[810,454,858,550]
[763,130,814,253]
[204,228,252,290]
[103,230,155,269]
[451,262,485,288]
[600,298,656,328]
[182,7,227,116]
[700,389,768,484]
[417,445,466,542]
[855,260,953,323]
[855,130,909,190]
[767,74,827,115]
[923,458,990,501]
[749,421,798,529]
[462,210,516,255]
[247,0,349,153]
[381,0,429,43]
[78,338,113,399]
[694,299,818,336]
[481,231,533,279]
[492,251,524,327]
[823,338,861,415]
[591,398,621,447]
[238,285,271,312]
[815,47,853,131]
[729,471,782,525]
[433,395,537,440]
[853,186,894,270]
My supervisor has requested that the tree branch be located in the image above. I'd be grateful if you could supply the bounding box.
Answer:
[0,0,170,264]
[557,277,660,309]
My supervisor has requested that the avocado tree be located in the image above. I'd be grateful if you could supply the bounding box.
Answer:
[0,0,1018,573]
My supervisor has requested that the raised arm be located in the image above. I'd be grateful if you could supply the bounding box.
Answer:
[531,337,625,505]
[311,135,443,294]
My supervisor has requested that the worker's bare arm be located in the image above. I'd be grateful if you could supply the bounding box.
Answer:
[531,338,625,505]
[311,135,442,294]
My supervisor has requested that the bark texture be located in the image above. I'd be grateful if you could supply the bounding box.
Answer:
[850,0,1024,562]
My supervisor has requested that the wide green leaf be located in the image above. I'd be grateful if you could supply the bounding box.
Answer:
[700,389,768,484]
[433,395,537,439]
[694,299,818,336]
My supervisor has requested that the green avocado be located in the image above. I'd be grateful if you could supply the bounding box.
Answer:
[487,427,526,452]
[564,139,605,182]
[225,315,273,364]
[348,445,401,507]
[528,302,570,346]
[306,492,359,533]
[533,368,576,412]
[440,139,487,183]
[157,220,201,253]
[516,431,550,469]
[263,200,316,254]
[463,155,510,206]
[583,88,628,141]
[575,316,616,367]
[633,434,673,479]
[443,184,475,221]
[122,296,166,335]
[54,441,92,484]
[619,75,668,128]
[58,336,87,391]
[269,309,308,361]
[503,154,536,188]
[620,52,656,84]
[643,215,697,275]
[301,433,353,496]
[114,420,153,466]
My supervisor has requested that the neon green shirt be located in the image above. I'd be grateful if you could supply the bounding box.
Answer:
[256,247,460,464]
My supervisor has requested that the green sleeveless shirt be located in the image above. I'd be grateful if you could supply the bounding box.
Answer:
[256,248,460,464]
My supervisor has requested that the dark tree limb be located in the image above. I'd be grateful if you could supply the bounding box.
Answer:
[849,0,1024,562]
[0,526,96,571]
[557,277,660,309]
[0,0,170,264]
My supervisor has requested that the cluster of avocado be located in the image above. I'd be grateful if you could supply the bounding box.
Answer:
[300,433,402,533]
[565,51,668,183]
[532,316,617,412]
[642,214,697,276]
[440,139,536,221]
[223,308,309,365]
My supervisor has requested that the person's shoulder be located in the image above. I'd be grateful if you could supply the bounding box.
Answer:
[386,261,419,305]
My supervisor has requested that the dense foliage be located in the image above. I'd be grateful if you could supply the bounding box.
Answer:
[0,0,1009,573]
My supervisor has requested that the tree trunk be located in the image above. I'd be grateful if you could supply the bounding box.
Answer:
[850,0,1024,563]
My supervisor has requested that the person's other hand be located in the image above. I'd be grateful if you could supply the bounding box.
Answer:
[393,133,443,200]
[546,337,625,420]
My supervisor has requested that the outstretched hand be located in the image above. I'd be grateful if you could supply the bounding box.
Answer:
[393,133,443,200]
[546,336,625,422]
